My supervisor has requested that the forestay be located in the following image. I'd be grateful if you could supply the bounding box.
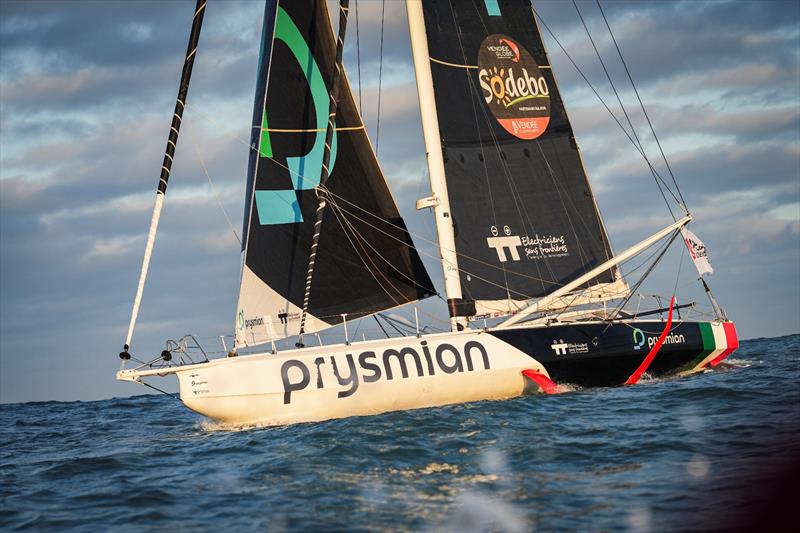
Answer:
[236,0,434,348]
[419,0,622,317]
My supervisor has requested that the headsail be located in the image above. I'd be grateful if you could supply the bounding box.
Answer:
[236,0,434,348]
[418,0,622,317]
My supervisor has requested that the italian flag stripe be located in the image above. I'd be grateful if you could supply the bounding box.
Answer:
[710,322,739,366]
[687,322,716,369]
[686,322,739,372]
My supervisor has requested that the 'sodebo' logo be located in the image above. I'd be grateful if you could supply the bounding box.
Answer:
[477,34,550,140]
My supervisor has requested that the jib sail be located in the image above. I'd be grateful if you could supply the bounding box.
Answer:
[419,0,624,317]
[236,0,434,348]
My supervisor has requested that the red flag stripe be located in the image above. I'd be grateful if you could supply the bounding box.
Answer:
[710,322,739,367]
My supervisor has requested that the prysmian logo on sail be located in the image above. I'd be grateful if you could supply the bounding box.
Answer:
[238,310,264,330]
[280,340,491,404]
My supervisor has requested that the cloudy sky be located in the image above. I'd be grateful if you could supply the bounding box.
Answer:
[1,0,798,403]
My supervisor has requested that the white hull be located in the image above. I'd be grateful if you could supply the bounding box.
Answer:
[120,329,548,426]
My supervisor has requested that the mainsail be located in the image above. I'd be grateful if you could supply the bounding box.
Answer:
[236,0,434,348]
[418,0,624,317]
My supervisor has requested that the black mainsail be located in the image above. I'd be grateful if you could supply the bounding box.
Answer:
[236,0,434,347]
[419,0,624,317]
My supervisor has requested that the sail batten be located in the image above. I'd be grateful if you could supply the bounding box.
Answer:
[235,0,434,348]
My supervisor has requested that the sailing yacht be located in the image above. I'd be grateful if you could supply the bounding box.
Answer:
[117,0,738,426]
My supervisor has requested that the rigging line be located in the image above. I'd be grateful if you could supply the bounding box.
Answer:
[328,193,560,290]
[673,230,686,297]
[329,186,663,302]
[373,315,391,338]
[190,92,620,279]
[596,0,687,213]
[456,2,513,299]
[533,139,593,271]
[571,1,675,224]
[375,0,386,154]
[572,1,645,159]
[429,57,478,69]
[531,8,682,212]
[327,197,406,306]
[186,116,242,246]
[615,231,671,279]
[452,1,556,292]
[461,2,570,289]
[548,234,673,323]
[573,3,676,223]
[297,0,351,345]
[332,200,465,333]
[605,229,681,327]
[378,313,408,336]
[351,315,363,341]
[122,0,207,356]
[328,198,417,303]
[330,186,612,298]
[334,201,536,301]
[327,195,438,296]
[140,380,181,401]
[547,290,600,322]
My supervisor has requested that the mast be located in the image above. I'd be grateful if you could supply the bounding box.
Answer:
[120,0,207,361]
[406,0,467,332]
[296,0,350,346]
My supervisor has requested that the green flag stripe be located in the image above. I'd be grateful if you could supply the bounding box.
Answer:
[687,322,716,369]
[259,109,272,158]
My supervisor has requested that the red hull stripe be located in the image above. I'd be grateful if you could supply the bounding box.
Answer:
[625,296,675,385]
[710,322,739,366]
[522,369,559,394]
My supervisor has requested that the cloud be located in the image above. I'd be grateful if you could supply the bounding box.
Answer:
[1,0,798,403]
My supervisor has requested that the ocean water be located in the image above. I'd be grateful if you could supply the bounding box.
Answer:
[1,335,798,532]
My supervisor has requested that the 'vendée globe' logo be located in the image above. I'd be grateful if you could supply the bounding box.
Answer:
[477,34,550,140]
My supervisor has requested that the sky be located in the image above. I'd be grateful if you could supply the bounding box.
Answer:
[1,0,798,404]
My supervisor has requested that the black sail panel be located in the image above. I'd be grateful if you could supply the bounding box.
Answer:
[421,0,615,314]
[236,0,434,347]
